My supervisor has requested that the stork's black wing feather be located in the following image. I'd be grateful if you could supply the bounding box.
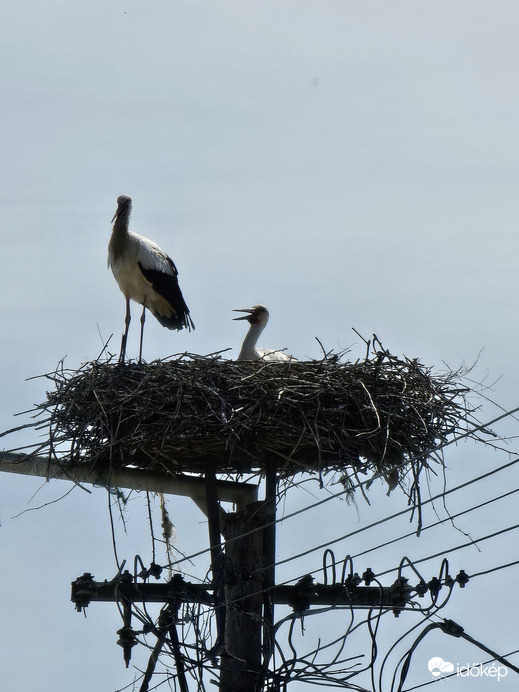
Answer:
[138,260,194,331]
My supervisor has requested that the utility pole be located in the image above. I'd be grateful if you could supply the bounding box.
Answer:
[67,455,422,692]
[1,450,467,691]
[219,501,270,691]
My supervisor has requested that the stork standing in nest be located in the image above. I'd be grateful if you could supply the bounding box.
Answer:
[108,194,194,362]
[234,305,296,362]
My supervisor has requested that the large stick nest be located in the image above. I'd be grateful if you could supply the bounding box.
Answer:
[32,347,474,493]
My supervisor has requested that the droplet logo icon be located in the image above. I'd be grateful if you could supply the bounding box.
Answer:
[428,657,455,677]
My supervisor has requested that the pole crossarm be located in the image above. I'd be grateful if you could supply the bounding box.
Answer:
[0,451,258,512]
[71,571,415,613]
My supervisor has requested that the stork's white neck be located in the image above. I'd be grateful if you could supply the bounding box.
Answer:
[238,321,267,360]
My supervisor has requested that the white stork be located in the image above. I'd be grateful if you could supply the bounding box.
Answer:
[233,305,296,362]
[108,194,194,362]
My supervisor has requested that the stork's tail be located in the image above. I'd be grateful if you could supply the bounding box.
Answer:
[153,309,195,332]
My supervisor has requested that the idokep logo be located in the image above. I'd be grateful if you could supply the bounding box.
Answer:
[428,657,508,682]
[456,663,508,681]
[428,657,454,677]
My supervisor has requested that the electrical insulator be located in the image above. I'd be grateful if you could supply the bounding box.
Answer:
[415,580,428,597]
[428,577,441,598]
[362,568,376,585]
[455,569,470,588]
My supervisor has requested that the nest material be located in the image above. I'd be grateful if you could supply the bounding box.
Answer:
[38,350,471,491]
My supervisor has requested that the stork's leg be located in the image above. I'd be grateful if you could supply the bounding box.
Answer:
[139,305,146,363]
[119,297,131,363]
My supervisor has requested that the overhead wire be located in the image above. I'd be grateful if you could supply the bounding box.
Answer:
[395,617,519,691]
[201,486,519,622]
[376,520,519,579]
[386,622,434,692]
[187,532,500,688]
[163,455,519,575]
[377,590,456,692]
[145,459,519,626]
[128,457,519,674]
[469,557,519,579]
[193,550,459,642]
[352,485,519,561]
[249,457,519,582]
[114,532,511,686]
[256,493,519,618]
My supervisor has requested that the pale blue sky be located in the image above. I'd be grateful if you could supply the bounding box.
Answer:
[2,2,519,690]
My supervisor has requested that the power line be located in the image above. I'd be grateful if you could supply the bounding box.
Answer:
[216,516,519,621]
[249,458,519,579]
[398,619,519,691]
[160,419,519,571]
[242,521,519,619]
[168,455,519,574]
[151,460,519,623]
[351,486,519,561]
[469,557,519,579]
[377,521,519,579]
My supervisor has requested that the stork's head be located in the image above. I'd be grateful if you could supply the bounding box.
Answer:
[112,194,133,223]
[233,304,270,327]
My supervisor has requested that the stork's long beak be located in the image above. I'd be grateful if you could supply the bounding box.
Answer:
[233,308,254,321]
[112,200,130,224]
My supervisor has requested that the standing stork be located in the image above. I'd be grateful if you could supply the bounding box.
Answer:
[233,305,296,362]
[108,194,194,362]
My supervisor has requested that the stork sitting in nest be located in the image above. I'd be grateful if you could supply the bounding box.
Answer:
[234,305,296,362]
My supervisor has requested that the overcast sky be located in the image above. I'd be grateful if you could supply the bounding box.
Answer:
[2,1,519,690]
